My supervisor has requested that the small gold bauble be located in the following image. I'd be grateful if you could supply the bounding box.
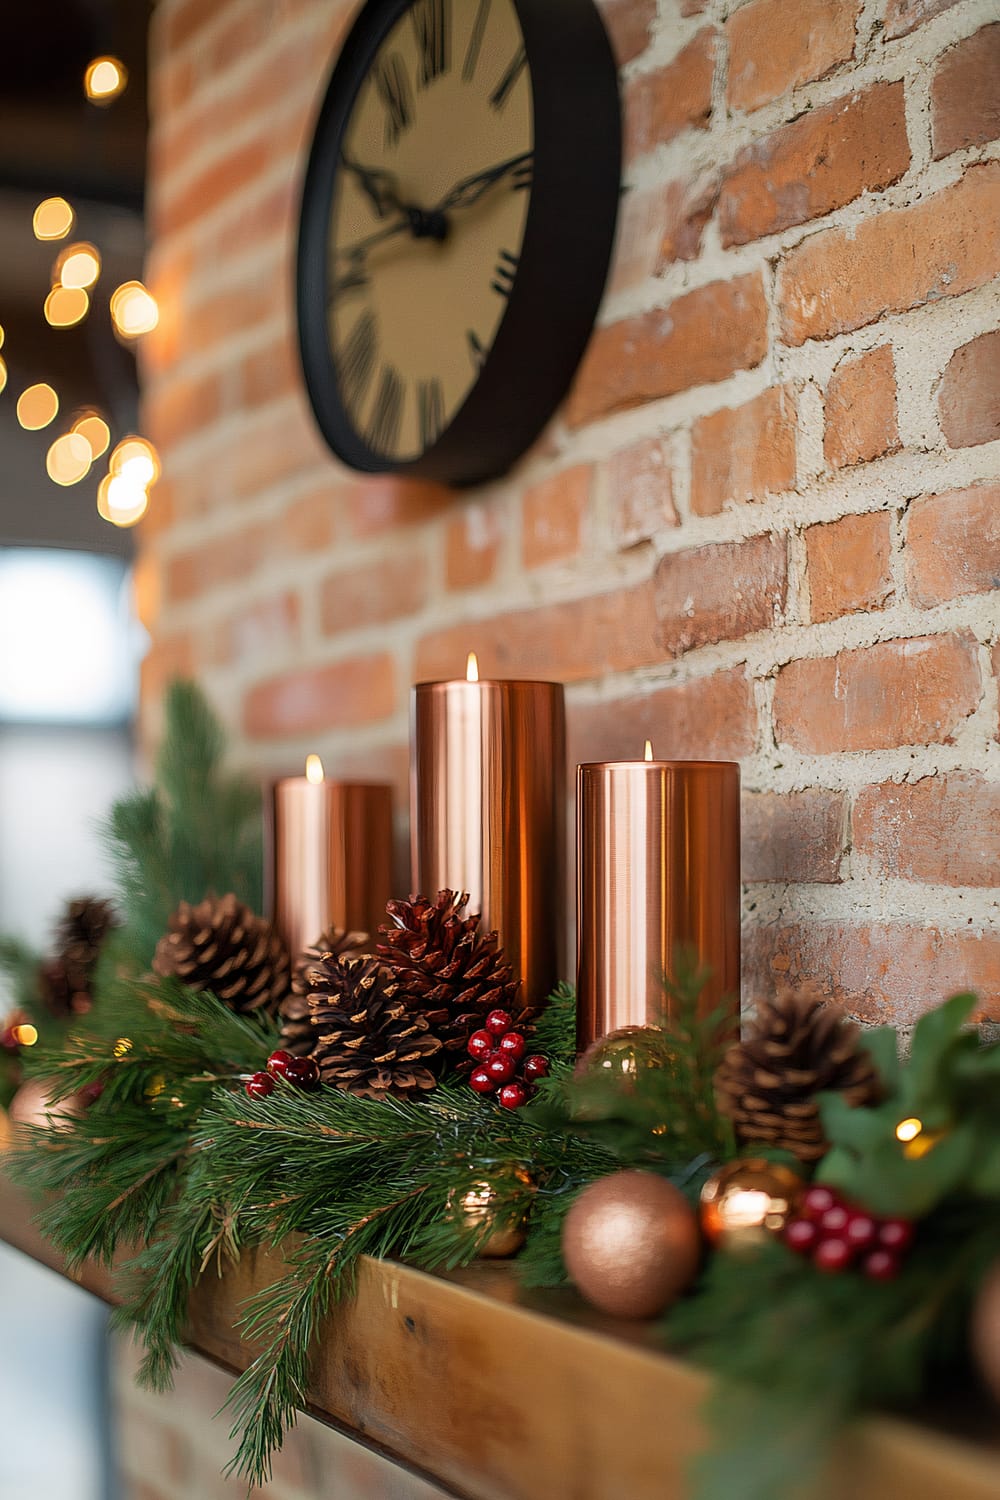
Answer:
[8,1079,76,1130]
[562,1169,700,1319]
[574,1026,674,1084]
[972,1260,1000,1406]
[451,1165,536,1258]
[699,1158,805,1252]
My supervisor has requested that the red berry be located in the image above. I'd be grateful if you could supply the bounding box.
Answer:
[802,1185,838,1221]
[1,1027,20,1052]
[467,1030,493,1061]
[820,1203,851,1236]
[485,1009,513,1037]
[499,1031,526,1060]
[784,1218,819,1255]
[283,1055,320,1090]
[845,1212,878,1251]
[469,1066,495,1095]
[878,1218,914,1254]
[246,1071,275,1099]
[523,1054,550,1082]
[266,1049,295,1078]
[863,1248,900,1281]
[498,1082,528,1109]
[486,1052,516,1085]
[814,1237,852,1273]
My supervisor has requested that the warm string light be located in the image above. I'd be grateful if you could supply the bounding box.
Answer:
[12,1024,38,1047]
[110,280,158,338]
[305,754,325,785]
[16,383,59,430]
[97,473,148,528]
[56,242,101,290]
[44,284,90,328]
[33,197,75,240]
[110,435,160,487]
[895,1117,923,1143]
[72,411,110,459]
[46,432,92,486]
[84,56,128,103]
[0,357,6,396]
[466,651,480,683]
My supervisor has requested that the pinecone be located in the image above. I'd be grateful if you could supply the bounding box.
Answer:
[294,953,441,1098]
[377,890,525,1070]
[41,896,119,1017]
[714,986,882,1164]
[279,928,374,1055]
[153,893,290,1017]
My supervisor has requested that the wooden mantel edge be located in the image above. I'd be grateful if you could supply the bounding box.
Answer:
[1,1166,999,1500]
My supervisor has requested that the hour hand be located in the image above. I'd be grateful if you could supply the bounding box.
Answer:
[340,151,404,218]
[437,151,533,212]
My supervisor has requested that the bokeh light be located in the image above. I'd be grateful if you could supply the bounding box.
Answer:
[0,324,5,349]
[97,472,149,528]
[72,411,111,459]
[16,383,59,430]
[57,242,101,290]
[45,285,90,327]
[46,432,93,486]
[0,357,7,396]
[84,56,128,103]
[33,197,75,240]
[109,435,160,487]
[110,280,158,338]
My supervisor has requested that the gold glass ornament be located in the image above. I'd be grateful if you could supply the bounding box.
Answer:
[562,1169,700,1319]
[450,1165,536,1258]
[574,1025,675,1084]
[699,1158,805,1252]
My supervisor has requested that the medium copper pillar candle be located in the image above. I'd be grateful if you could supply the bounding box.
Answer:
[268,756,393,959]
[411,657,565,1006]
[576,753,740,1052]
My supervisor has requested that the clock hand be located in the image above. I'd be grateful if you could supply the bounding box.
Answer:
[340,151,405,218]
[436,151,533,212]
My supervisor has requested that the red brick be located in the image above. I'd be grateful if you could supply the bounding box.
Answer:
[743,789,847,883]
[624,30,716,161]
[349,476,454,537]
[241,330,298,410]
[690,387,797,516]
[604,436,678,549]
[937,330,1000,449]
[209,591,300,669]
[568,668,757,765]
[654,534,787,655]
[773,634,981,753]
[657,175,719,269]
[994,644,1000,740]
[229,404,328,500]
[144,372,224,450]
[600,0,657,65]
[779,163,1000,345]
[416,581,660,683]
[244,655,396,738]
[806,512,894,622]
[446,504,503,590]
[727,0,857,113]
[932,24,1000,159]
[720,84,908,248]
[745,919,1000,1024]
[139,633,195,717]
[522,465,592,568]
[567,272,769,427]
[320,554,429,634]
[611,176,718,295]
[906,483,1000,607]
[283,488,337,553]
[154,135,272,239]
[823,346,900,469]
[165,521,271,604]
[884,0,962,40]
[853,774,1000,888]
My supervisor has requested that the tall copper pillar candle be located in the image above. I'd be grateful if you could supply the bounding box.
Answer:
[411,656,565,1006]
[576,752,740,1052]
[268,756,393,959]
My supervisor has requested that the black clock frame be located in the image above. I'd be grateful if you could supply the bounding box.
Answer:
[296,0,621,487]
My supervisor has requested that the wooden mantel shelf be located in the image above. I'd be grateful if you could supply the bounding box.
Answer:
[1,1160,998,1500]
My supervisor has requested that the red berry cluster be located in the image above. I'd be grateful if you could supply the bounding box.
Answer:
[466,1009,550,1110]
[245,1050,320,1099]
[784,1184,914,1280]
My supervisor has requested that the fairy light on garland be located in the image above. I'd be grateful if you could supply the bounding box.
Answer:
[895,1116,923,1143]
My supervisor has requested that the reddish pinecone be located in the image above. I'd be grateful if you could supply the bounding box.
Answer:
[153,894,290,1017]
[378,890,525,1070]
[41,896,119,1017]
[714,986,882,1164]
[294,953,441,1098]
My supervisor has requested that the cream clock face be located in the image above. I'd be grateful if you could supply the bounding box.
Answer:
[327,0,534,463]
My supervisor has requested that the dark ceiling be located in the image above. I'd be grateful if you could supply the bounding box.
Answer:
[0,1,153,558]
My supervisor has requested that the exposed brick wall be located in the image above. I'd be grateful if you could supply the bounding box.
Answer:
[140,0,1000,1031]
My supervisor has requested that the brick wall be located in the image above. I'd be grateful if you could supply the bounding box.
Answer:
[139,0,1000,1031]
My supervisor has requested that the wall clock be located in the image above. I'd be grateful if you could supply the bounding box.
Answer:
[297,0,621,487]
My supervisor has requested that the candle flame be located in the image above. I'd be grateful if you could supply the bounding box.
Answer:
[305,754,324,785]
[644,739,654,761]
[466,652,480,683]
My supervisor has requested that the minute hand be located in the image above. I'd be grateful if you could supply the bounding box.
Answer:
[436,151,533,213]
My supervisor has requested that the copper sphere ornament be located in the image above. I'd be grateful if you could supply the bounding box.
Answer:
[562,1169,700,1319]
[574,1026,675,1084]
[699,1158,805,1253]
[450,1166,536,1258]
[972,1260,1000,1406]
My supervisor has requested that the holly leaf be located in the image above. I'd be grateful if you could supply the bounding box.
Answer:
[816,1091,891,1154]
[905,993,978,1102]
[858,1026,901,1097]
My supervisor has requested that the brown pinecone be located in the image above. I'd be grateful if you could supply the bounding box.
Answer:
[294,953,441,1098]
[377,890,525,1069]
[41,896,119,1016]
[279,928,373,1054]
[152,893,290,1017]
[714,986,882,1164]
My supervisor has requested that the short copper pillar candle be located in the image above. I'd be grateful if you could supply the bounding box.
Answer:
[411,656,565,1007]
[268,756,393,960]
[576,750,740,1052]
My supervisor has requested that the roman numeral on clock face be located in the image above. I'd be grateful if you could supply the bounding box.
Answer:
[367,362,404,454]
[467,328,485,368]
[491,248,518,298]
[412,0,449,86]
[463,0,490,81]
[418,377,445,448]
[373,52,412,146]
[340,309,377,412]
[490,44,526,110]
